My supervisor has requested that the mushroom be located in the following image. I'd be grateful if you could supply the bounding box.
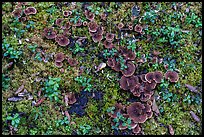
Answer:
[145,72,155,83]
[106,33,115,42]
[24,7,37,15]
[55,34,70,46]
[55,52,65,62]
[121,61,136,77]
[164,70,179,82]
[88,21,98,32]
[43,27,57,39]
[134,24,143,33]
[153,71,163,83]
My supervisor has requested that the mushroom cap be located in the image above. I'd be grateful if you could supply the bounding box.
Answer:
[106,33,115,42]
[118,22,124,30]
[145,72,155,83]
[134,24,143,33]
[119,76,130,90]
[13,8,22,18]
[67,58,78,67]
[129,26,133,30]
[84,10,95,21]
[67,92,76,104]
[24,7,37,15]
[164,70,179,82]
[43,27,57,39]
[63,11,69,17]
[55,34,70,46]
[55,61,63,68]
[131,84,141,97]
[121,61,136,77]
[88,21,98,32]
[127,102,148,123]
[133,124,141,134]
[124,50,136,61]
[120,75,140,91]
[107,58,115,68]
[73,19,82,27]
[153,71,163,83]
[112,61,121,72]
[55,52,65,62]
[144,81,157,91]
[92,33,103,43]
[140,93,151,102]
[55,18,64,26]
[64,21,71,29]
[103,40,114,49]
[139,74,147,82]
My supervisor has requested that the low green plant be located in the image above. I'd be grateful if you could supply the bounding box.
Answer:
[160,79,169,89]
[74,76,92,92]
[127,41,137,51]
[26,20,35,29]
[70,42,85,54]
[29,128,38,135]
[43,77,61,101]
[2,74,10,90]
[55,116,69,127]
[34,52,42,61]
[6,113,21,128]
[2,39,23,61]
[142,10,158,24]
[185,12,202,27]
[116,55,127,70]
[77,124,92,135]
[103,48,117,59]
[110,111,132,130]
[28,44,38,53]
[32,106,43,121]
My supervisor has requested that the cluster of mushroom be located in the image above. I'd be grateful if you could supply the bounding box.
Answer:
[54,52,78,68]
[12,3,37,22]
[108,101,153,135]
[43,18,72,47]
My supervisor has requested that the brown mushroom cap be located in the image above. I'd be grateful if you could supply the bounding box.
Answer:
[103,40,114,49]
[43,27,57,39]
[144,81,157,91]
[153,71,163,83]
[55,61,63,68]
[107,58,115,68]
[112,61,121,72]
[145,72,155,83]
[119,76,130,90]
[92,33,103,43]
[64,21,71,29]
[84,10,95,21]
[67,92,76,104]
[164,70,179,82]
[139,74,147,82]
[63,11,69,17]
[124,50,136,61]
[121,61,136,77]
[119,75,140,91]
[118,22,124,30]
[67,58,78,67]
[24,7,37,15]
[134,24,143,33]
[106,33,115,42]
[55,52,65,62]
[127,102,148,123]
[130,84,141,97]
[133,124,141,134]
[140,93,151,102]
[88,21,98,32]
[13,9,22,18]
[55,34,70,46]
[55,18,64,26]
